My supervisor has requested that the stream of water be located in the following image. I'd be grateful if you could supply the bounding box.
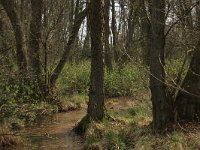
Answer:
[17,110,86,150]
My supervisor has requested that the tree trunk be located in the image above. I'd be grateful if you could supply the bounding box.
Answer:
[83,16,90,58]
[88,0,105,120]
[149,0,173,130]
[0,0,27,75]
[74,0,105,134]
[111,0,119,63]
[139,0,151,65]
[29,0,43,80]
[125,0,135,59]
[104,0,113,71]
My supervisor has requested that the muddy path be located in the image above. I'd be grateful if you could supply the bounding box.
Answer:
[19,110,86,150]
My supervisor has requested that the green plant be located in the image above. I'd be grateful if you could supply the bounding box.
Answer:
[56,62,90,96]
[105,64,148,97]
[57,61,148,98]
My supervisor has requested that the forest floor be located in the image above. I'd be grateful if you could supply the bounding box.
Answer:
[13,96,136,150]
[2,92,200,150]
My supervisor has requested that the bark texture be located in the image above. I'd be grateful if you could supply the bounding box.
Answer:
[87,0,105,121]
[139,0,151,65]
[29,0,43,78]
[150,0,173,130]
[74,0,105,134]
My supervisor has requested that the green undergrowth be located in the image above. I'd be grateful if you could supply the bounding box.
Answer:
[0,92,88,148]
[0,58,191,148]
[0,78,57,126]
[0,73,88,148]
[56,61,91,96]
[57,59,187,98]
[57,61,148,98]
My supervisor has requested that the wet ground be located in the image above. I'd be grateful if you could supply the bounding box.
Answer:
[19,110,86,150]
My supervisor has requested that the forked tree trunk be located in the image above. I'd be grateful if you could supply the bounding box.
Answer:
[149,0,173,130]
[74,0,105,134]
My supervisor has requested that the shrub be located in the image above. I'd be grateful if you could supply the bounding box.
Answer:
[56,62,90,96]
[0,75,58,126]
[57,61,148,97]
[105,64,148,97]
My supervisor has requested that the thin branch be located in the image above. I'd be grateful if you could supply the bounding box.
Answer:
[165,1,200,37]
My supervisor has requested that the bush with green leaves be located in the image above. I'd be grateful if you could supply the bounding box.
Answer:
[57,61,148,97]
[105,64,148,97]
[56,62,90,96]
[0,75,57,126]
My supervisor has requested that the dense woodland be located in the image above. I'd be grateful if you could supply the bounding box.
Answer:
[0,0,200,149]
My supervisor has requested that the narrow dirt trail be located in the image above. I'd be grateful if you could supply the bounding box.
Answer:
[20,110,86,150]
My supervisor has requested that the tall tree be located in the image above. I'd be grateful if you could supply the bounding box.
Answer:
[82,0,90,58]
[111,0,119,63]
[0,0,27,75]
[104,0,113,71]
[74,0,105,134]
[139,0,151,65]
[149,0,173,130]
[29,0,43,83]
[125,0,135,58]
